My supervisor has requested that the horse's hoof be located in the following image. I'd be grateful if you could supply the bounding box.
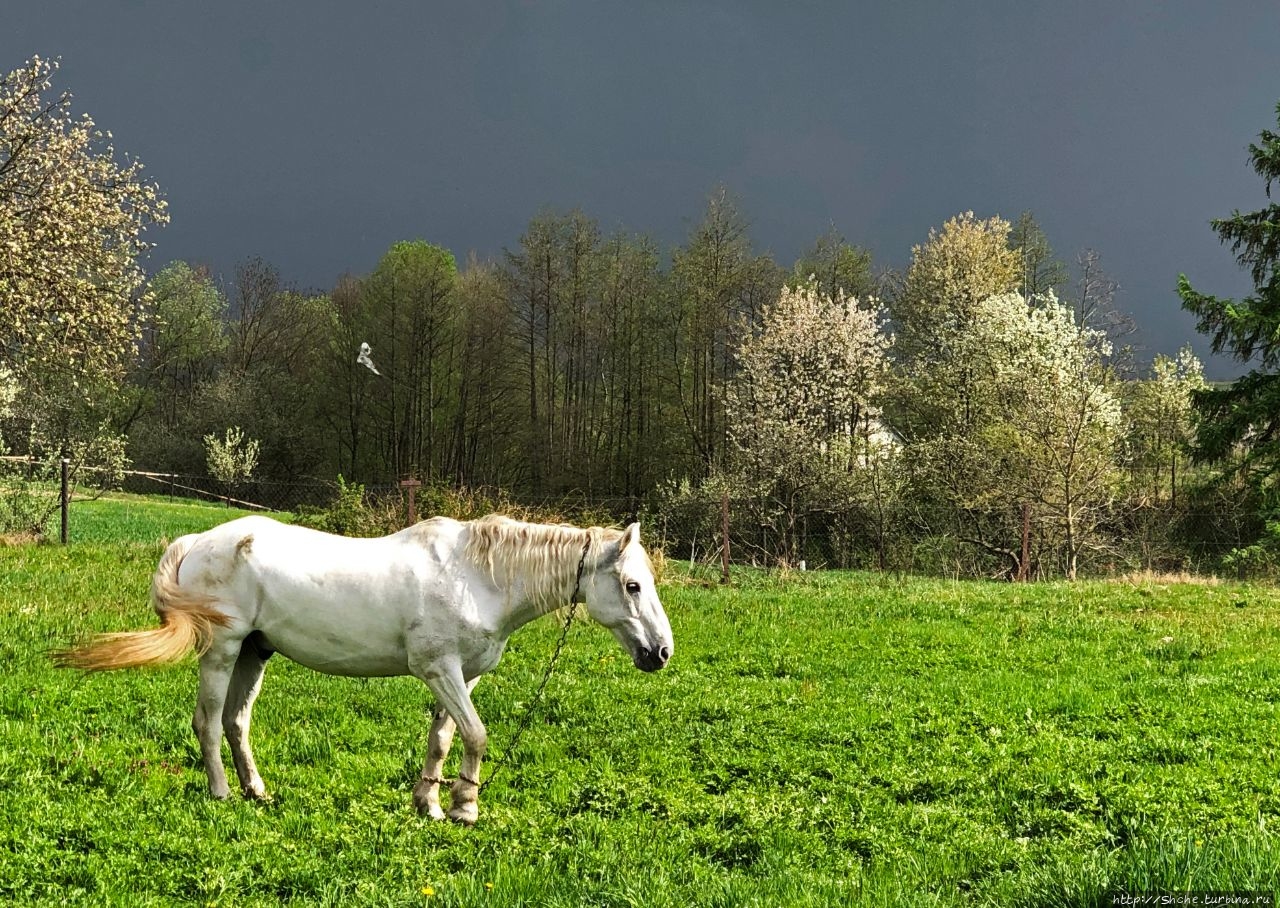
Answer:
[244,788,272,803]
[413,781,447,820]
[413,793,446,821]
[447,804,478,826]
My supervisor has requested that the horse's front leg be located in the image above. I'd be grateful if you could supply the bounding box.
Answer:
[413,680,476,821]
[413,707,455,819]
[412,665,486,825]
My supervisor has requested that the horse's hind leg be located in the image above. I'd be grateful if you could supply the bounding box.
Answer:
[413,678,478,820]
[193,638,242,799]
[222,635,271,800]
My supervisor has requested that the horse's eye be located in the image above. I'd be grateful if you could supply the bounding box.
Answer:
[625,581,641,595]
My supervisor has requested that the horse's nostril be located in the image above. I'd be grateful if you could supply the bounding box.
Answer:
[634,646,669,671]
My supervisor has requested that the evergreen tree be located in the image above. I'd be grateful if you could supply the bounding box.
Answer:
[1179,102,1280,481]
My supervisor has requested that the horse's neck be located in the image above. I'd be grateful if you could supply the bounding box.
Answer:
[478,525,590,635]
[496,575,574,636]
[488,563,588,641]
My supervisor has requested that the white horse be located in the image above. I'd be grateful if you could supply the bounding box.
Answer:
[56,513,673,824]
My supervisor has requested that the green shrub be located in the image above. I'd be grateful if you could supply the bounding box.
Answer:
[295,478,625,539]
[293,476,402,537]
[1221,514,1280,579]
[0,460,58,539]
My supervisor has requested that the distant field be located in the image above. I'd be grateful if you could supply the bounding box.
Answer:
[2,497,1279,905]
[63,491,275,545]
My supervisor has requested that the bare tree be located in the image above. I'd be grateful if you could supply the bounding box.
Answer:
[1075,248,1136,371]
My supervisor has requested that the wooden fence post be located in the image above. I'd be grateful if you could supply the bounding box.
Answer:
[720,489,730,584]
[1016,503,1031,582]
[60,457,70,545]
[400,478,422,526]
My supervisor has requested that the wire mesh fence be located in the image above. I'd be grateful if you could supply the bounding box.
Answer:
[0,455,649,524]
[2,454,1273,579]
[115,470,347,512]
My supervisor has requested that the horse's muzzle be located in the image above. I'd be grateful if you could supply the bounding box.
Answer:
[634,644,671,672]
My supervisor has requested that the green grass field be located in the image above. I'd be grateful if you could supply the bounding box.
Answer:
[2,494,1279,905]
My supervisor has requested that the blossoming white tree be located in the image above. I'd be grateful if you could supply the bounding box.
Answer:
[1126,346,1205,505]
[891,211,1021,364]
[0,54,167,506]
[906,291,1122,578]
[1,56,167,391]
[727,278,893,563]
[1005,295,1123,579]
[204,427,261,506]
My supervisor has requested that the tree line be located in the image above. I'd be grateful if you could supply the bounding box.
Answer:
[4,56,1279,578]
[6,198,1218,577]
[122,195,817,497]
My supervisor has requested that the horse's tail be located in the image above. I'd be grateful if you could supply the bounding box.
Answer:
[53,534,231,671]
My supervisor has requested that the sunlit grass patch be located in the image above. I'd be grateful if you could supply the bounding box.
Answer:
[1,498,1279,905]
[1121,568,1223,587]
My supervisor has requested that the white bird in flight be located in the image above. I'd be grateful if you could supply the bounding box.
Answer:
[357,341,382,375]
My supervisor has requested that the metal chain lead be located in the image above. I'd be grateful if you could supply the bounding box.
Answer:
[477,534,591,793]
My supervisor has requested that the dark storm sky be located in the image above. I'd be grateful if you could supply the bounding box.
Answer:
[7,1,1279,378]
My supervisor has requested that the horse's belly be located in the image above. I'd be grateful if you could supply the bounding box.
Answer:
[268,636,410,677]
[255,602,412,677]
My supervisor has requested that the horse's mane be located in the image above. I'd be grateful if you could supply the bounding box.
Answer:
[464,514,623,613]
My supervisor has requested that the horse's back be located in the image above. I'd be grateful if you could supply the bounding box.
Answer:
[175,515,473,677]
[179,515,308,588]
[180,514,473,593]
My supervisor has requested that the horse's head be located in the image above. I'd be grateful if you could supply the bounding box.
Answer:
[583,523,672,672]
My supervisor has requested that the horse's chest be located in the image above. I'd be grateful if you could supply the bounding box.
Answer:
[394,600,504,678]
[458,637,508,681]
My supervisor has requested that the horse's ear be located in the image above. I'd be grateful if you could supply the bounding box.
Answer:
[621,522,640,549]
